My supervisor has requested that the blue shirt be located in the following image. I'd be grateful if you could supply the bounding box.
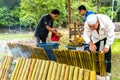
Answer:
[84,10,94,21]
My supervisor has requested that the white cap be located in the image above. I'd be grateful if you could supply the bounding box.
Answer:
[87,14,97,25]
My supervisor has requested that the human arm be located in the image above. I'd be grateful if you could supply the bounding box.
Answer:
[83,22,97,51]
[102,16,115,53]
[46,25,61,37]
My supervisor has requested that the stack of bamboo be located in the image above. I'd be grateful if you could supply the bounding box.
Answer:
[0,56,96,80]
[7,43,48,60]
[0,56,13,80]
[53,50,106,76]
[10,57,96,80]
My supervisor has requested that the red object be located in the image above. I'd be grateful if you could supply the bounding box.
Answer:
[51,30,60,41]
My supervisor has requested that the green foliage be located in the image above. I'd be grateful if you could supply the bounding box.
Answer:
[0,0,120,29]
[0,6,20,27]
[20,0,67,27]
[99,6,117,20]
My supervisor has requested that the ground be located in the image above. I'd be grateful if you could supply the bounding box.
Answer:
[0,29,120,79]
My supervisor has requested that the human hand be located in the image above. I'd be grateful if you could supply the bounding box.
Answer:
[56,32,62,37]
[89,42,97,52]
[101,47,109,54]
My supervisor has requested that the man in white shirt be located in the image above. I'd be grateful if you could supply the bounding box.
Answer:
[83,14,115,75]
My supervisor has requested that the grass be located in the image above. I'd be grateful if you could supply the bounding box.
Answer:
[0,32,33,40]
[112,38,120,54]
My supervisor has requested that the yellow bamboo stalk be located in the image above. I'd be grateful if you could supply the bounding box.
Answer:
[3,56,13,80]
[55,64,62,80]
[17,58,26,80]
[0,56,7,79]
[90,71,96,80]
[78,69,84,80]
[10,58,21,80]
[27,59,36,80]
[60,64,66,80]
[42,61,50,80]
[23,59,32,80]
[23,59,31,80]
[51,63,58,80]
[1,56,8,80]
[73,67,79,80]
[84,70,90,80]
[31,59,39,80]
[13,58,23,80]
[34,60,42,80]
[68,66,75,80]
[64,66,70,80]
[46,61,55,80]
[37,60,46,80]
[20,59,29,80]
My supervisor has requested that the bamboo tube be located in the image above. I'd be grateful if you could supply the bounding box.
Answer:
[69,50,73,65]
[78,69,84,80]
[90,71,96,80]
[60,64,66,80]
[10,58,21,80]
[84,70,90,80]
[31,59,39,80]
[73,67,79,80]
[13,58,23,80]
[61,50,66,64]
[64,50,69,65]
[3,56,13,80]
[23,59,32,80]
[46,61,55,80]
[38,60,46,80]
[68,66,75,80]
[34,60,42,80]
[0,56,7,79]
[22,59,31,80]
[74,51,78,66]
[27,59,36,80]
[1,56,11,80]
[1,56,9,80]
[20,59,29,80]
[42,61,50,80]
[79,51,84,68]
[99,52,106,76]
[55,64,62,80]
[64,66,70,80]
[77,51,82,68]
[17,58,26,80]
[51,63,58,80]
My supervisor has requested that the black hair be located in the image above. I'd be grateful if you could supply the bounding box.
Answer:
[51,9,60,15]
[78,5,86,11]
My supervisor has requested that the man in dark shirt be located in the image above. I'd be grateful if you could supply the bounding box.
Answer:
[34,9,61,45]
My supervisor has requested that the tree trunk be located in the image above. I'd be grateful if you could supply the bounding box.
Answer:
[9,25,11,33]
[97,0,100,13]
[68,0,72,24]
